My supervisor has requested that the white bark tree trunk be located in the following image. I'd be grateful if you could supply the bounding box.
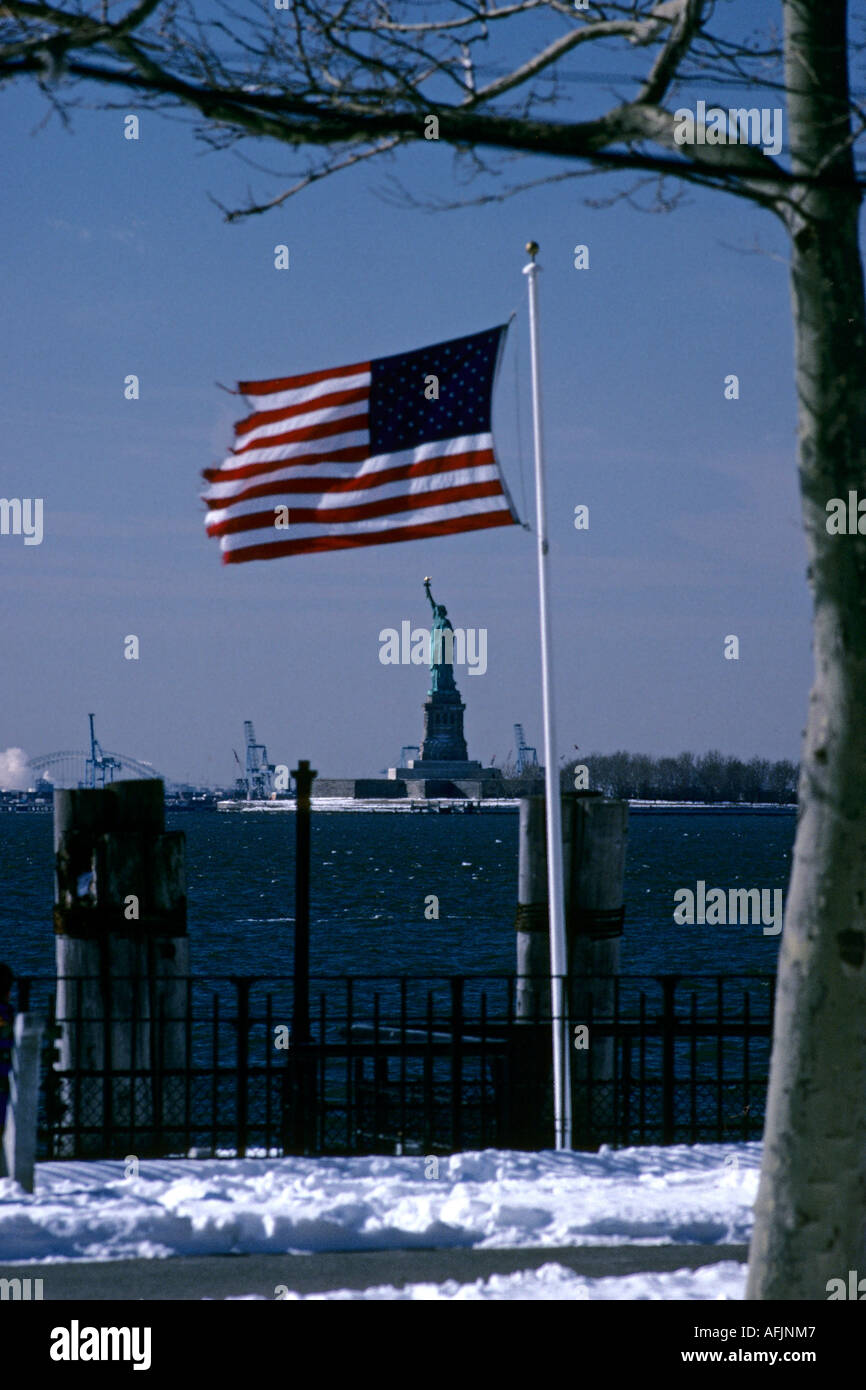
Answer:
[747,0,866,1299]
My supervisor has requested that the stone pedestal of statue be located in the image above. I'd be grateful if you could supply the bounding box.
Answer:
[387,578,503,795]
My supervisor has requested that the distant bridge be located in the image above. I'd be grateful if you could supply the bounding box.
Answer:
[29,750,164,790]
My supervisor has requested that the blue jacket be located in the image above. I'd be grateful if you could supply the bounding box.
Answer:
[0,1000,12,1129]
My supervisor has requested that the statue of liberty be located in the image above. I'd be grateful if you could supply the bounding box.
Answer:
[423,577,458,694]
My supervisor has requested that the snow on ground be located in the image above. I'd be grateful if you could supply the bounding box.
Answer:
[253,1261,749,1301]
[0,1142,759,1266]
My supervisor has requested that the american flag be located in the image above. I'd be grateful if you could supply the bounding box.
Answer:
[203,325,519,564]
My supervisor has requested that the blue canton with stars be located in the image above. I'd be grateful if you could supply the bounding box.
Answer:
[369,326,506,455]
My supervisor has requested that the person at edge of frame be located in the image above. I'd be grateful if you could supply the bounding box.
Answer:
[0,963,14,1139]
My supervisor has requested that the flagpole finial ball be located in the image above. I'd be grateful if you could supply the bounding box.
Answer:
[525,240,539,258]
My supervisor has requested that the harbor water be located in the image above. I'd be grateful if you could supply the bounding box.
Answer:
[2,809,794,982]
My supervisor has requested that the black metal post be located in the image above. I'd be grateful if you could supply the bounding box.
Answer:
[451,976,464,1152]
[292,759,316,1046]
[235,977,251,1158]
[661,974,679,1145]
[283,760,317,1155]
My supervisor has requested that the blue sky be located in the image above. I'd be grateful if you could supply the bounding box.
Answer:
[0,39,816,786]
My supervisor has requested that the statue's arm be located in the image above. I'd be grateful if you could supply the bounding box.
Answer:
[423,577,436,613]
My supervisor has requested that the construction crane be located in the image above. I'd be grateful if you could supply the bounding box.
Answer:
[243,720,275,800]
[513,723,539,776]
[232,747,244,797]
[85,714,121,789]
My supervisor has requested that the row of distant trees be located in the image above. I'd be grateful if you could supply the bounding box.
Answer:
[558,751,799,804]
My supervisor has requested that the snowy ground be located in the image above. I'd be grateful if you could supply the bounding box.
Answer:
[0,1142,759,1299]
[265,1261,749,1301]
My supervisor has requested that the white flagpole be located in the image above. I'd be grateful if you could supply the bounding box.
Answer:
[522,240,572,1151]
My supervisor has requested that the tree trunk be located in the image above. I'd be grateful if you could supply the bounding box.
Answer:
[747,0,866,1299]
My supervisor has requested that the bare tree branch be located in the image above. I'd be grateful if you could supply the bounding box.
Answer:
[0,0,862,224]
[214,134,402,221]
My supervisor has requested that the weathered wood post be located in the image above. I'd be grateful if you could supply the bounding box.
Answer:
[564,795,628,1147]
[515,796,550,1024]
[511,795,568,1147]
[1,1013,46,1191]
[53,779,188,1157]
[512,790,627,1149]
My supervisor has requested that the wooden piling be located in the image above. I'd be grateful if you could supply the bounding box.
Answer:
[511,795,567,1146]
[513,791,627,1148]
[515,796,556,1023]
[564,795,628,1145]
[53,779,188,1157]
[1,1013,46,1191]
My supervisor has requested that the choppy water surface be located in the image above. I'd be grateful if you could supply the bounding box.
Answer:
[1,810,794,981]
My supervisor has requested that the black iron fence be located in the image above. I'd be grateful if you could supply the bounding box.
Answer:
[15,972,774,1160]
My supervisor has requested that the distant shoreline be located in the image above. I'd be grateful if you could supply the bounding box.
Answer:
[214,798,797,815]
[627,801,796,815]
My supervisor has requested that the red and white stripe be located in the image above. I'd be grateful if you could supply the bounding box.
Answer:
[203,360,515,563]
